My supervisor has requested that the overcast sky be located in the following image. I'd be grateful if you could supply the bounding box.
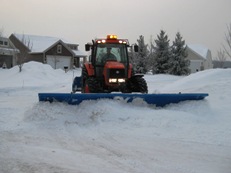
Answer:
[1,0,231,57]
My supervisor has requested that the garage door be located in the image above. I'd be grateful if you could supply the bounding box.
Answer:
[46,55,71,70]
[189,60,202,73]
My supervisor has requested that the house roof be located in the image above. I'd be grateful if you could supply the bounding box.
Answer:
[13,34,87,57]
[187,44,209,59]
[14,34,60,53]
[72,49,88,57]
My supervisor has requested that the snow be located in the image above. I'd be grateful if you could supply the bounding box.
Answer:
[0,62,231,173]
[72,49,88,57]
[13,34,87,57]
[14,34,61,53]
[187,44,209,59]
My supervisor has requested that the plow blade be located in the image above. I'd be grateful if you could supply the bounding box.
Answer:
[38,93,208,107]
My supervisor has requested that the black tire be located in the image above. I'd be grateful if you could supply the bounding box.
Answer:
[81,66,88,93]
[128,76,148,93]
[83,77,101,93]
[72,77,79,93]
[120,83,132,93]
[82,66,88,83]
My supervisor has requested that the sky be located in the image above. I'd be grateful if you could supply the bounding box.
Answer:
[1,0,231,58]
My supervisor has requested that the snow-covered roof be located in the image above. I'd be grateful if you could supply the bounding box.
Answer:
[187,44,209,59]
[72,49,87,57]
[13,34,83,55]
[14,34,60,53]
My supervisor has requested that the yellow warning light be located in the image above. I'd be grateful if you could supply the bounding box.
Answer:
[107,35,117,39]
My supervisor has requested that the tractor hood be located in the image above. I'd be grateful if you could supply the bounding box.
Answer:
[104,61,125,69]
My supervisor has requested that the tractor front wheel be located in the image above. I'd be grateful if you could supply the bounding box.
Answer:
[128,76,148,93]
[83,77,101,93]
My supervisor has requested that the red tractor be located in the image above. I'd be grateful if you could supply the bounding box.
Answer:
[72,35,148,93]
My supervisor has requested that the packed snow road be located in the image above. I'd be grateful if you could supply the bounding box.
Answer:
[0,62,231,173]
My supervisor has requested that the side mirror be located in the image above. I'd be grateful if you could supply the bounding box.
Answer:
[134,44,139,52]
[85,44,91,51]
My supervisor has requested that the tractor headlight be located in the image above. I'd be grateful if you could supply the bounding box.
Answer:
[109,78,117,83]
[109,78,125,83]
[118,79,125,83]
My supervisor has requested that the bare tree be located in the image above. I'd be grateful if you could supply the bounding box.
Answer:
[223,23,231,59]
[217,49,227,68]
[0,28,3,68]
[0,27,4,37]
[17,34,33,72]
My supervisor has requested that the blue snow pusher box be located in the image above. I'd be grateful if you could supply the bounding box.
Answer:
[38,93,209,107]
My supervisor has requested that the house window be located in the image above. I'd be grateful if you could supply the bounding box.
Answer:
[57,45,62,54]
[0,40,8,46]
[73,45,77,50]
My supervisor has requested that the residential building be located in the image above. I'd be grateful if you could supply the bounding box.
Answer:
[186,44,213,73]
[0,36,19,68]
[213,60,231,68]
[9,33,87,70]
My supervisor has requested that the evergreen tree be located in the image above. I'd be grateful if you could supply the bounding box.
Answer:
[133,35,149,73]
[147,35,156,73]
[169,32,190,75]
[152,30,172,74]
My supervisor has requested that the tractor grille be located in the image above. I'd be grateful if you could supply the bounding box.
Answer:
[108,69,125,78]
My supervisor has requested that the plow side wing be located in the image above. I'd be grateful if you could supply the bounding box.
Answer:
[38,93,209,107]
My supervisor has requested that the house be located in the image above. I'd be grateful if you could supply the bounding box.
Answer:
[0,36,19,68]
[186,44,213,73]
[9,33,87,70]
[213,60,231,68]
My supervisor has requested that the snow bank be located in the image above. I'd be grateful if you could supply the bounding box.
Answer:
[0,62,80,91]
[160,68,231,93]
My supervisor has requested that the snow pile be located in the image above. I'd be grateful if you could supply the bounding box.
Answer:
[160,68,231,93]
[0,62,231,173]
[0,62,79,90]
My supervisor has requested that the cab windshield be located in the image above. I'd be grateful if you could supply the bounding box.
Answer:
[95,44,128,65]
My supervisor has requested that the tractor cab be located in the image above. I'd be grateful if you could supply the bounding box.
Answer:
[85,35,138,65]
[95,44,126,65]
[72,35,147,93]
[85,35,134,90]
